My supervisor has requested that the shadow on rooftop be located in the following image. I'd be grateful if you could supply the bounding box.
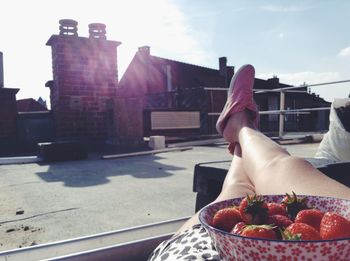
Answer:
[36,154,183,187]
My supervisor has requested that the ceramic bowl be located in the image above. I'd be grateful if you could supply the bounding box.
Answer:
[199,195,350,261]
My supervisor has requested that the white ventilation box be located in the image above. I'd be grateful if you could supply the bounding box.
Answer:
[148,136,166,150]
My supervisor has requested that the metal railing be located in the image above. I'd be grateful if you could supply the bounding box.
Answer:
[205,79,350,138]
[0,216,190,261]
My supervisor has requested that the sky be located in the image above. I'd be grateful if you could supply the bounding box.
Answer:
[0,0,349,106]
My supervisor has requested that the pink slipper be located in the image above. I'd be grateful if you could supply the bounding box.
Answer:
[216,64,259,138]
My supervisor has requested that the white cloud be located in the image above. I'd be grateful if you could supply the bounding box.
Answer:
[338,46,350,57]
[261,5,307,12]
[188,7,245,18]
[257,71,341,86]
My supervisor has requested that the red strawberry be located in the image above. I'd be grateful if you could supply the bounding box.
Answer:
[320,212,350,240]
[284,223,321,241]
[239,194,268,225]
[231,221,246,235]
[268,214,293,228]
[212,207,242,232]
[240,224,277,240]
[267,215,293,239]
[268,203,287,216]
[295,209,324,231]
[281,192,309,220]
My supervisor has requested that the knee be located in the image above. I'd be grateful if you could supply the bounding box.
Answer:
[264,155,313,174]
[263,155,307,172]
[263,154,289,170]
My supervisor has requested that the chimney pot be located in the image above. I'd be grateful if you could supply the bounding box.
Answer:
[59,19,78,36]
[138,46,150,56]
[89,23,107,39]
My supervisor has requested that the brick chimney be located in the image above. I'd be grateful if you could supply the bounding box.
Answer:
[219,57,234,87]
[267,76,280,88]
[46,19,121,142]
[219,57,228,87]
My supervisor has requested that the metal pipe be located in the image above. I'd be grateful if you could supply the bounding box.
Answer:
[203,87,228,91]
[208,106,330,116]
[254,90,307,94]
[204,79,350,93]
[203,87,308,93]
[203,87,306,92]
[258,111,311,115]
[0,52,4,87]
[0,217,190,260]
[277,107,331,113]
[305,79,350,87]
[166,65,172,92]
[256,79,350,93]
[279,90,285,138]
[208,110,311,116]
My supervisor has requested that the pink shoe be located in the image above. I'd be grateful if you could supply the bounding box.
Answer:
[216,64,259,136]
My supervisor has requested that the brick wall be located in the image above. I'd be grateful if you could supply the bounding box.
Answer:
[113,97,144,145]
[46,21,121,142]
[0,88,19,138]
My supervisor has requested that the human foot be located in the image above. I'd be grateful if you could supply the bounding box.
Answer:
[216,64,259,154]
[216,64,259,136]
[223,110,255,144]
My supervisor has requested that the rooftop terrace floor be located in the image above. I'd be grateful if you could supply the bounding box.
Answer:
[0,142,319,251]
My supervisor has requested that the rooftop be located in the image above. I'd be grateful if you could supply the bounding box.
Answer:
[0,142,320,251]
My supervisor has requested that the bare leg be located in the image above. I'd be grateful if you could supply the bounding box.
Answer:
[176,144,254,234]
[215,144,255,201]
[224,110,350,199]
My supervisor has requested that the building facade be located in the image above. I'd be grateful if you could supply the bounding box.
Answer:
[118,47,330,138]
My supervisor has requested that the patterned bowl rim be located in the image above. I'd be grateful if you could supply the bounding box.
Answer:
[198,194,350,243]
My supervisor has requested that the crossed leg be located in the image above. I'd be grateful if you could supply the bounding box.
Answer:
[224,110,350,199]
[176,143,254,233]
[177,110,350,234]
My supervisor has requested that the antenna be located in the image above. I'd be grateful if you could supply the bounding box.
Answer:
[0,52,4,87]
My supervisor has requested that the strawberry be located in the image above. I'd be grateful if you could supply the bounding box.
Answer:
[267,214,293,239]
[239,194,268,225]
[268,214,293,228]
[240,224,277,240]
[212,207,242,232]
[281,192,309,220]
[267,202,287,216]
[320,212,350,240]
[283,223,321,241]
[295,209,324,231]
[231,221,246,235]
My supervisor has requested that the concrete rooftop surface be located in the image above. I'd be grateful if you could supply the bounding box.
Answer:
[0,143,320,251]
